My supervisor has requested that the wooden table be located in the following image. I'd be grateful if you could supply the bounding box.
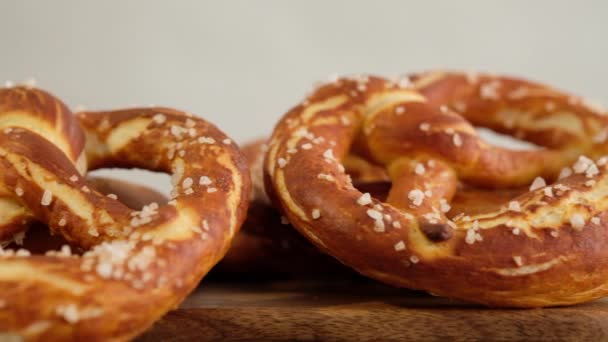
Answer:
[139,278,608,341]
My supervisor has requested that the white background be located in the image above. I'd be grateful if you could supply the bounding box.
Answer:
[1,1,606,193]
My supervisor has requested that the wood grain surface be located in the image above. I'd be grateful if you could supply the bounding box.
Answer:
[138,279,608,341]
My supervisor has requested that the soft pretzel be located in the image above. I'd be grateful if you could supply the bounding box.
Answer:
[264,72,608,307]
[0,86,250,340]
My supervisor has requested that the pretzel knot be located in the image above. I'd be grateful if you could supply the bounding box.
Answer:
[264,71,608,307]
[0,86,250,340]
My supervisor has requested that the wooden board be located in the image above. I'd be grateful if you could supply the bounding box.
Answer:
[139,279,608,341]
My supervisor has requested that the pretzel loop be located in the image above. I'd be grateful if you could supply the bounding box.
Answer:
[265,72,608,307]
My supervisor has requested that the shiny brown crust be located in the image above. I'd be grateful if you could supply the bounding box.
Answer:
[16,177,169,255]
[0,87,87,244]
[217,139,348,276]
[264,72,608,307]
[0,88,251,340]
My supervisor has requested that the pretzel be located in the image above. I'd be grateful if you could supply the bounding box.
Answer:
[0,86,250,340]
[264,72,608,307]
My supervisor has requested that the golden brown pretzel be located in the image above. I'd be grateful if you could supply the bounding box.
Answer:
[0,86,250,340]
[264,72,608,307]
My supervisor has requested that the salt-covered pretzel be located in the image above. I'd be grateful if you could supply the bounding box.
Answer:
[264,72,608,307]
[0,86,250,340]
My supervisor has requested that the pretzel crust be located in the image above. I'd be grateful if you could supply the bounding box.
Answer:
[264,72,608,307]
[0,92,250,340]
[217,139,349,276]
[0,87,87,244]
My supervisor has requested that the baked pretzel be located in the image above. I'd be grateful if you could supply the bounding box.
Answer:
[0,86,250,340]
[264,72,608,307]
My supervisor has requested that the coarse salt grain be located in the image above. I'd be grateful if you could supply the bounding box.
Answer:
[591,217,601,225]
[374,219,385,232]
[439,199,451,213]
[56,304,80,324]
[586,164,599,178]
[311,209,321,219]
[317,173,334,181]
[419,122,430,131]
[395,106,406,115]
[198,136,215,144]
[182,177,193,189]
[513,256,524,267]
[570,214,585,230]
[508,201,521,212]
[301,143,312,150]
[529,177,546,191]
[15,187,23,197]
[357,193,372,206]
[199,176,212,185]
[465,228,477,244]
[558,167,573,179]
[480,81,501,100]
[41,190,53,206]
[394,241,406,251]
[573,155,594,174]
[407,189,424,206]
[366,209,383,220]
[414,163,425,175]
[452,133,463,147]
[277,158,287,168]
[152,114,166,124]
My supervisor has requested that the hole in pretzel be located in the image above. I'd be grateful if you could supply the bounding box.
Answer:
[88,168,171,199]
[475,127,541,151]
